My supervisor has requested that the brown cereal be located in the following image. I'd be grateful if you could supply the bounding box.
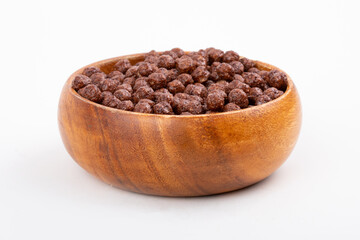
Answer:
[216,63,235,80]
[72,75,91,90]
[224,103,241,112]
[264,87,284,99]
[223,51,240,63]
[133,86,154,103]
[147,72,167,90]
[78,84,102,102]
[228,89,249,108]
[176,55,196,73]
[192,66,210,83]
[73,48,288,115]
[153,101,174,115]
[82,66,101,77]
[168,80,185,94]
[114,59,132,73]
[158,55,176,69]
[114,89,132,101]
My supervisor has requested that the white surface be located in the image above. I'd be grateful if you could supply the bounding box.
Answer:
[1,0,359,239]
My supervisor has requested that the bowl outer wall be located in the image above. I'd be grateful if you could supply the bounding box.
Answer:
[58,53,302,197]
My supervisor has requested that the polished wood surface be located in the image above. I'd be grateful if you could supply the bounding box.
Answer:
[58,53,302,197]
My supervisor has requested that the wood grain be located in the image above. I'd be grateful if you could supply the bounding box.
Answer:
[58,53,302,197]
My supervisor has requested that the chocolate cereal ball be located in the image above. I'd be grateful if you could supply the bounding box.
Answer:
[114,59,132,73]
[226,80,250,94]
[170,48,185,58]
[99,78,119,93]
[167,80,185,94]
[78,84,102,103]
[90,72,106,86]
[254,95,271,106]
[153,90,174,106]
[177,73,194,86]
[230,61,245,75]
[133,86,154,103]
[267,70,288,91]
[147,72,167,90]
[206,91,225,111]
[239,57,256,71]
[223,51,240,63]
[133,78,149,91]
[228,89,249,108]
[153,101,174,115]
[114,89,132,101]
[224,103,241,112]
[206,48,224,63]
[117,100,134,111]
[234,74,245,82]
[248,67,260,73]
[248,87,263,104]
[176,55,196,73]
[192,66,210,83]
[242,72,266,89]
[185,83,208,98]
[165,68,179,82]
[102,92,121,108]
[134,101,153,113]
[216,63,235,80]
[138,62,157,76]
[72,75,91,90]
[116,83,133,94]
[82,66,101,77]
[264,87,284,99]
[158,55,176,69]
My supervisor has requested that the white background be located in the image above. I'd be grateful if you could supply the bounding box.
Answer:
[1,0,359,239]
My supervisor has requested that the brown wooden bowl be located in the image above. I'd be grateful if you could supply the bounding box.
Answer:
[58,53,302,197]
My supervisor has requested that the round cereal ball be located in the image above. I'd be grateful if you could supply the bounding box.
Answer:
[133,86,154,103]
[138,62,157,76]
[177,73,194,86]
[102,92,121,108]
[228,89,249,108]
[205,91,225,111]
[165,68,179,82]
[99,78,119,93]
[230,61,244,75]
[90,72,107,86]
[176,55,196,73]
[134,101,153,113]
[72,75,91,90]
[206,48,224,63]
[239,57,256,71]
[117,100,134,111]
[264,87,284,99]
[153,101,174,115]
[234,74,245,82]
[192,66,210,83]
[147,72,167,90]
[185,83,208,98]
[113,59,132,73]
[157,55,176,69]
[78,84,102,103]
[153,90,174,106]
[82,66,101,77]
[167,80,185,94]
[114,89,132,101]
[215,63,235,80]
[267,70,288,91]
[190,53,207,67]
[223,51,240,63]
[116,83,133,94]
[144,55,159,65]
[226,80,250,94]
[133,77,149,91]
[170,48,185,58]
[242,72,266,89]
[125,66,139,78]
[255,95,271,106]
[224,103,241,112]
[162,50,178,59]
[248,87,263,104]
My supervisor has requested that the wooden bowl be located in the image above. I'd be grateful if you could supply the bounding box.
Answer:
[58,53,302,197]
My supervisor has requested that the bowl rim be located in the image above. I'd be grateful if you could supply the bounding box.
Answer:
[65,53,295,118]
